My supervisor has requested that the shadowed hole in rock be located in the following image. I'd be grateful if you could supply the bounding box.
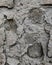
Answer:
[4,17,18,33]
[28,8,44,24]
[27,42,43,58]
[4,62,9,65]
[41,4,52,6]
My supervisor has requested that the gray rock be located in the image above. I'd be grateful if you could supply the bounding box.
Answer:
[0,0,14,8]
[41,0,52,4]
[28,8,44,24]
[0,27,5,46]
[6,30,17,46]
[48,30,52,58]
[0,53,6,65]
[7,57,19,65]
[0,0,52,65]
[27,42,43,58]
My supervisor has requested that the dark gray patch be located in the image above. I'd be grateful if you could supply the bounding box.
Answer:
[27,42,43,58]
[28,8,44,24]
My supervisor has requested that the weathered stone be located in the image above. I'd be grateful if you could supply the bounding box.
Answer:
[44,23,51,33]
[0,0,52,64]
[4,18,17,32]
[7,57,19,65]
[45,9,52,25]
[41,0,52,4]
[27,42,43,58]
[48,40,52,57]
[0,27,5,46]
[0,47,3,53]
[6,40,26,57]
[0,0,14,8]
[0,14,5,26]
[24,26,49,58]
[24,33,36,45]
[28,8,44,24]
[0,53,5,65]
[48,30,52,58]
[6,30,17,46]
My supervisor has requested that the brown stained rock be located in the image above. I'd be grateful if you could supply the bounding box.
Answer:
[27,42,43,58]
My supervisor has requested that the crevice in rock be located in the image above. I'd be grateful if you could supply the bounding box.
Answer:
[22,17,26,25]
[2,29,8,65]
[44,22,50,57]
[4,62,9,65]
[0,6,14,9]
[41,4,52,6]
[9,40,20,48]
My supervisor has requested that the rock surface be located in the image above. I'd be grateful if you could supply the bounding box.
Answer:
[41,0,52,4]
[0,0,14,8]
[0,0,52,65]
[27,42,43,58]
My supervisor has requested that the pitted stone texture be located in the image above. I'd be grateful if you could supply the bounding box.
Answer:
[41,0,52,4]
[21,54,44,65]
[6,30,17,46]
[6,44,21,57]
[0,27,5,46]
[24,33,37,45]
[0,0,14,8]
[48,30,52,58]
[0,47,3,53]
[27,42,43,58]
[48,40,52,57]
[45,9,52,25]
[6,40,27,57]
[44,23,51,33]
[4,18,17,32]
[24,26,49,57]
[28,8,44,24]
[7,57,19,65]
[0,0,51,64]
[0,53,5,65]
[15,0,40,10]
[0,14,5,26]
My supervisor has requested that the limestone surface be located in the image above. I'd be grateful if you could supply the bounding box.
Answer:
[0,0,52,65]
[0,0,14,8]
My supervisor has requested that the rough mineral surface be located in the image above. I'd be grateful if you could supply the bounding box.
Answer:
[0,0,14,8]
[41,0,52,4]
[0,0,52,65]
